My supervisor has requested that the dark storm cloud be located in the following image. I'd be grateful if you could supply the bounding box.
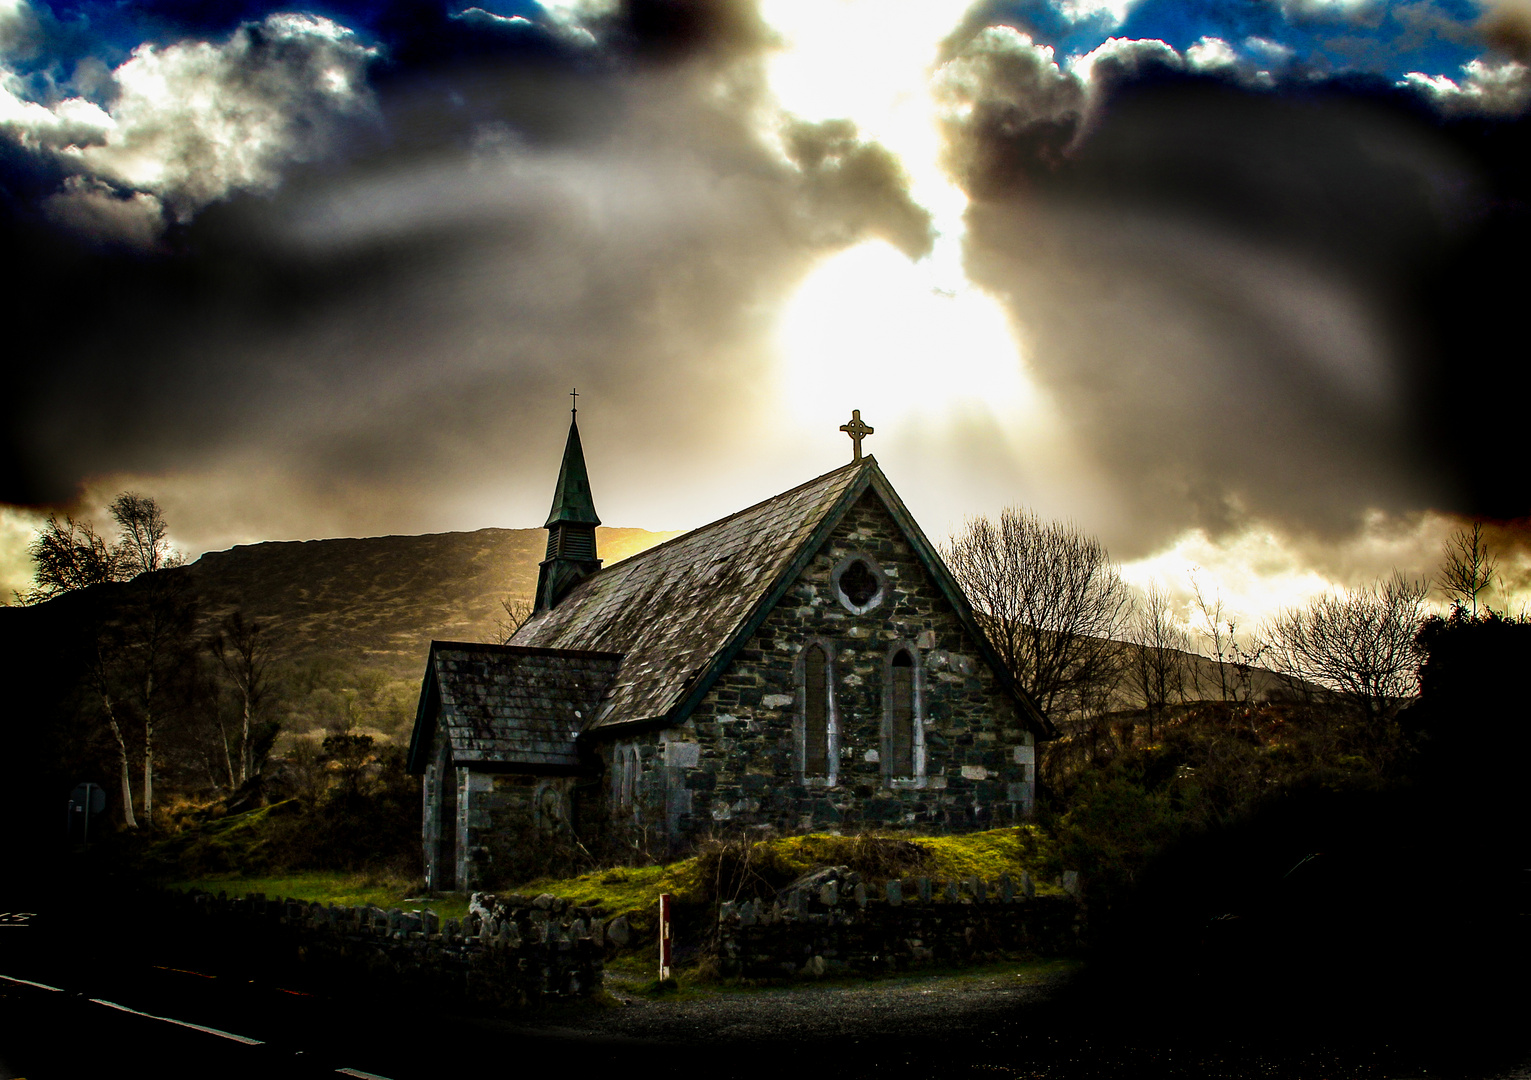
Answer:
[0,0,930,531]
[939,25,1531,557]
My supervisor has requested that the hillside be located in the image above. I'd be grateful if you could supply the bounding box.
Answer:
[1,521,1316,756]
[182,526,680,685]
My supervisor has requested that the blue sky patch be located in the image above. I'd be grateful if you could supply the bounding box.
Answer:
[988,0,1487,80]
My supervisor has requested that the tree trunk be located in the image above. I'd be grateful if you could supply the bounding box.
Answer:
[103,699,138,830]
[214,711,237,789]
[240,692,252,786]
[142,672,154,825]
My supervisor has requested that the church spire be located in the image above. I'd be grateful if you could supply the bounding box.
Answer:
[535,399,603,612]
[543,413,601,529]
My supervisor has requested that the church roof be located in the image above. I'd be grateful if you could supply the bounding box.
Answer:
[511,456,1053,739]
[408,641,621,772]
[544,417,601,528]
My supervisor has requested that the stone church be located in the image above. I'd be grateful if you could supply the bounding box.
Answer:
[408,411,1054,890]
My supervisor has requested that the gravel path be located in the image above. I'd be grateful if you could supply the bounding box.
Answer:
[557,964,1070,1045]
[459,963,1531,1079]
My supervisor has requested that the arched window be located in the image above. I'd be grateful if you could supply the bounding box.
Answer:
[882,644,925,786]
[612,744,640,811]
[889,650,915,778]
[804,644,830,778]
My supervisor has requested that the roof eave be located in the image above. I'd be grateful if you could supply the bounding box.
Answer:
[406,651,441,774]
[655,461,880,730]
[862,466,1058,741]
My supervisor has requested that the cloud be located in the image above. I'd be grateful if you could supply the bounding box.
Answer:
[0,504,47,604]
[936,26,1085,195]
[77,14,378,221]
[783,118,935,258]
[1402,57,1531,116]
[41,174,165,246]
[0,0,44,61]
[1274,0,1385,25]
[0,10,378,243]
[1184,35,1240,73]
[0,74,112,148]
[939,22,1527,562]
[0,0,934,549]
[1071,34,1184,87]
[1477,0,1531,60]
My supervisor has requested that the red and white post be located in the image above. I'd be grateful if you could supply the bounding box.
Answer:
[658,892,673,981]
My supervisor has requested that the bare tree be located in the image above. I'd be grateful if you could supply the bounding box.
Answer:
[18,514,120,603]
[1262,574,1428,728]
[1190,574,1233,702]
[209,610,272,788]
[103,492,192,823]
[1127,581,1190,740]
[943,508,1130,719]
[1438,523,1498,617]
[494,596,535,644]
[110,492,183,577]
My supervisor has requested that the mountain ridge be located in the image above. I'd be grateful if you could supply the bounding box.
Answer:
[179,526,683,683]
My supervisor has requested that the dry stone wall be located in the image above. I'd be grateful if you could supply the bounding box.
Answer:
[717,867,1083,978]
[164,888,610,1007]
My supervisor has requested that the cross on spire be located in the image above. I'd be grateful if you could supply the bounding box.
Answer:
[840,409,874,462]
[570,387,579,416]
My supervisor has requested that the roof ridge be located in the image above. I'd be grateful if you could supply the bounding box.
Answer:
[431,639,623,661]
[580,456,873,577]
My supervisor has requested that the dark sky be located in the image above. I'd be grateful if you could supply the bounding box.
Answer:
[3,0,1529,618]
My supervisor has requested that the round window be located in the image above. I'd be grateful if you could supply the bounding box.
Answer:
[831,553,887,614]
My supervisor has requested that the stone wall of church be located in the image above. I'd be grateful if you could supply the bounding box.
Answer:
[424,727,582,889]
[616,490,1038,849]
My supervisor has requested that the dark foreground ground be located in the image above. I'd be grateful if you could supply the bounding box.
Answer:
[3,892,1528,1080]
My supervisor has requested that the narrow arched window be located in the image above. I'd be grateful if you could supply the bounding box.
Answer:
[804,645,830,777]
[613,745,639,811]
[889,650,915,777]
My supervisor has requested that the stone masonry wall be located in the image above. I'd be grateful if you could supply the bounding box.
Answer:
[617,490,1038,850]
[161,888,611,1008]
[717,867,1083,979]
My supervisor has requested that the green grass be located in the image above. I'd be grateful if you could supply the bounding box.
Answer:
[146,800,303,878]
[160,825,1058,927]
[912,825,1061,890]
[162,870,469,918]
[506,825,1060,923]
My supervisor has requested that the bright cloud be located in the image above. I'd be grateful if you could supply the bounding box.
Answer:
[1402,58,1531,116]
[2,11,377,243]
[0,505,47,603]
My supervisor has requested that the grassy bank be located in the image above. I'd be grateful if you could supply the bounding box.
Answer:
[160,824,1059,927]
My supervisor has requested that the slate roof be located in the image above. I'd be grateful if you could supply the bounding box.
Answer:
[407,641,621,772]
[511,457,1054,738]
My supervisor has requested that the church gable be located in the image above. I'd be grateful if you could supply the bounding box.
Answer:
[639,486,1048,840]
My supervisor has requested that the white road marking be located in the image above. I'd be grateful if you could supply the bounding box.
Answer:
[336,1069,396,1079]
[0,973,63,991]
[88,998,264,1045]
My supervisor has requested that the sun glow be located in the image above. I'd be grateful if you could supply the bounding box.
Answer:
[758,0,974,286]
[776,240,1037,427]
[758,2,1054,433]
